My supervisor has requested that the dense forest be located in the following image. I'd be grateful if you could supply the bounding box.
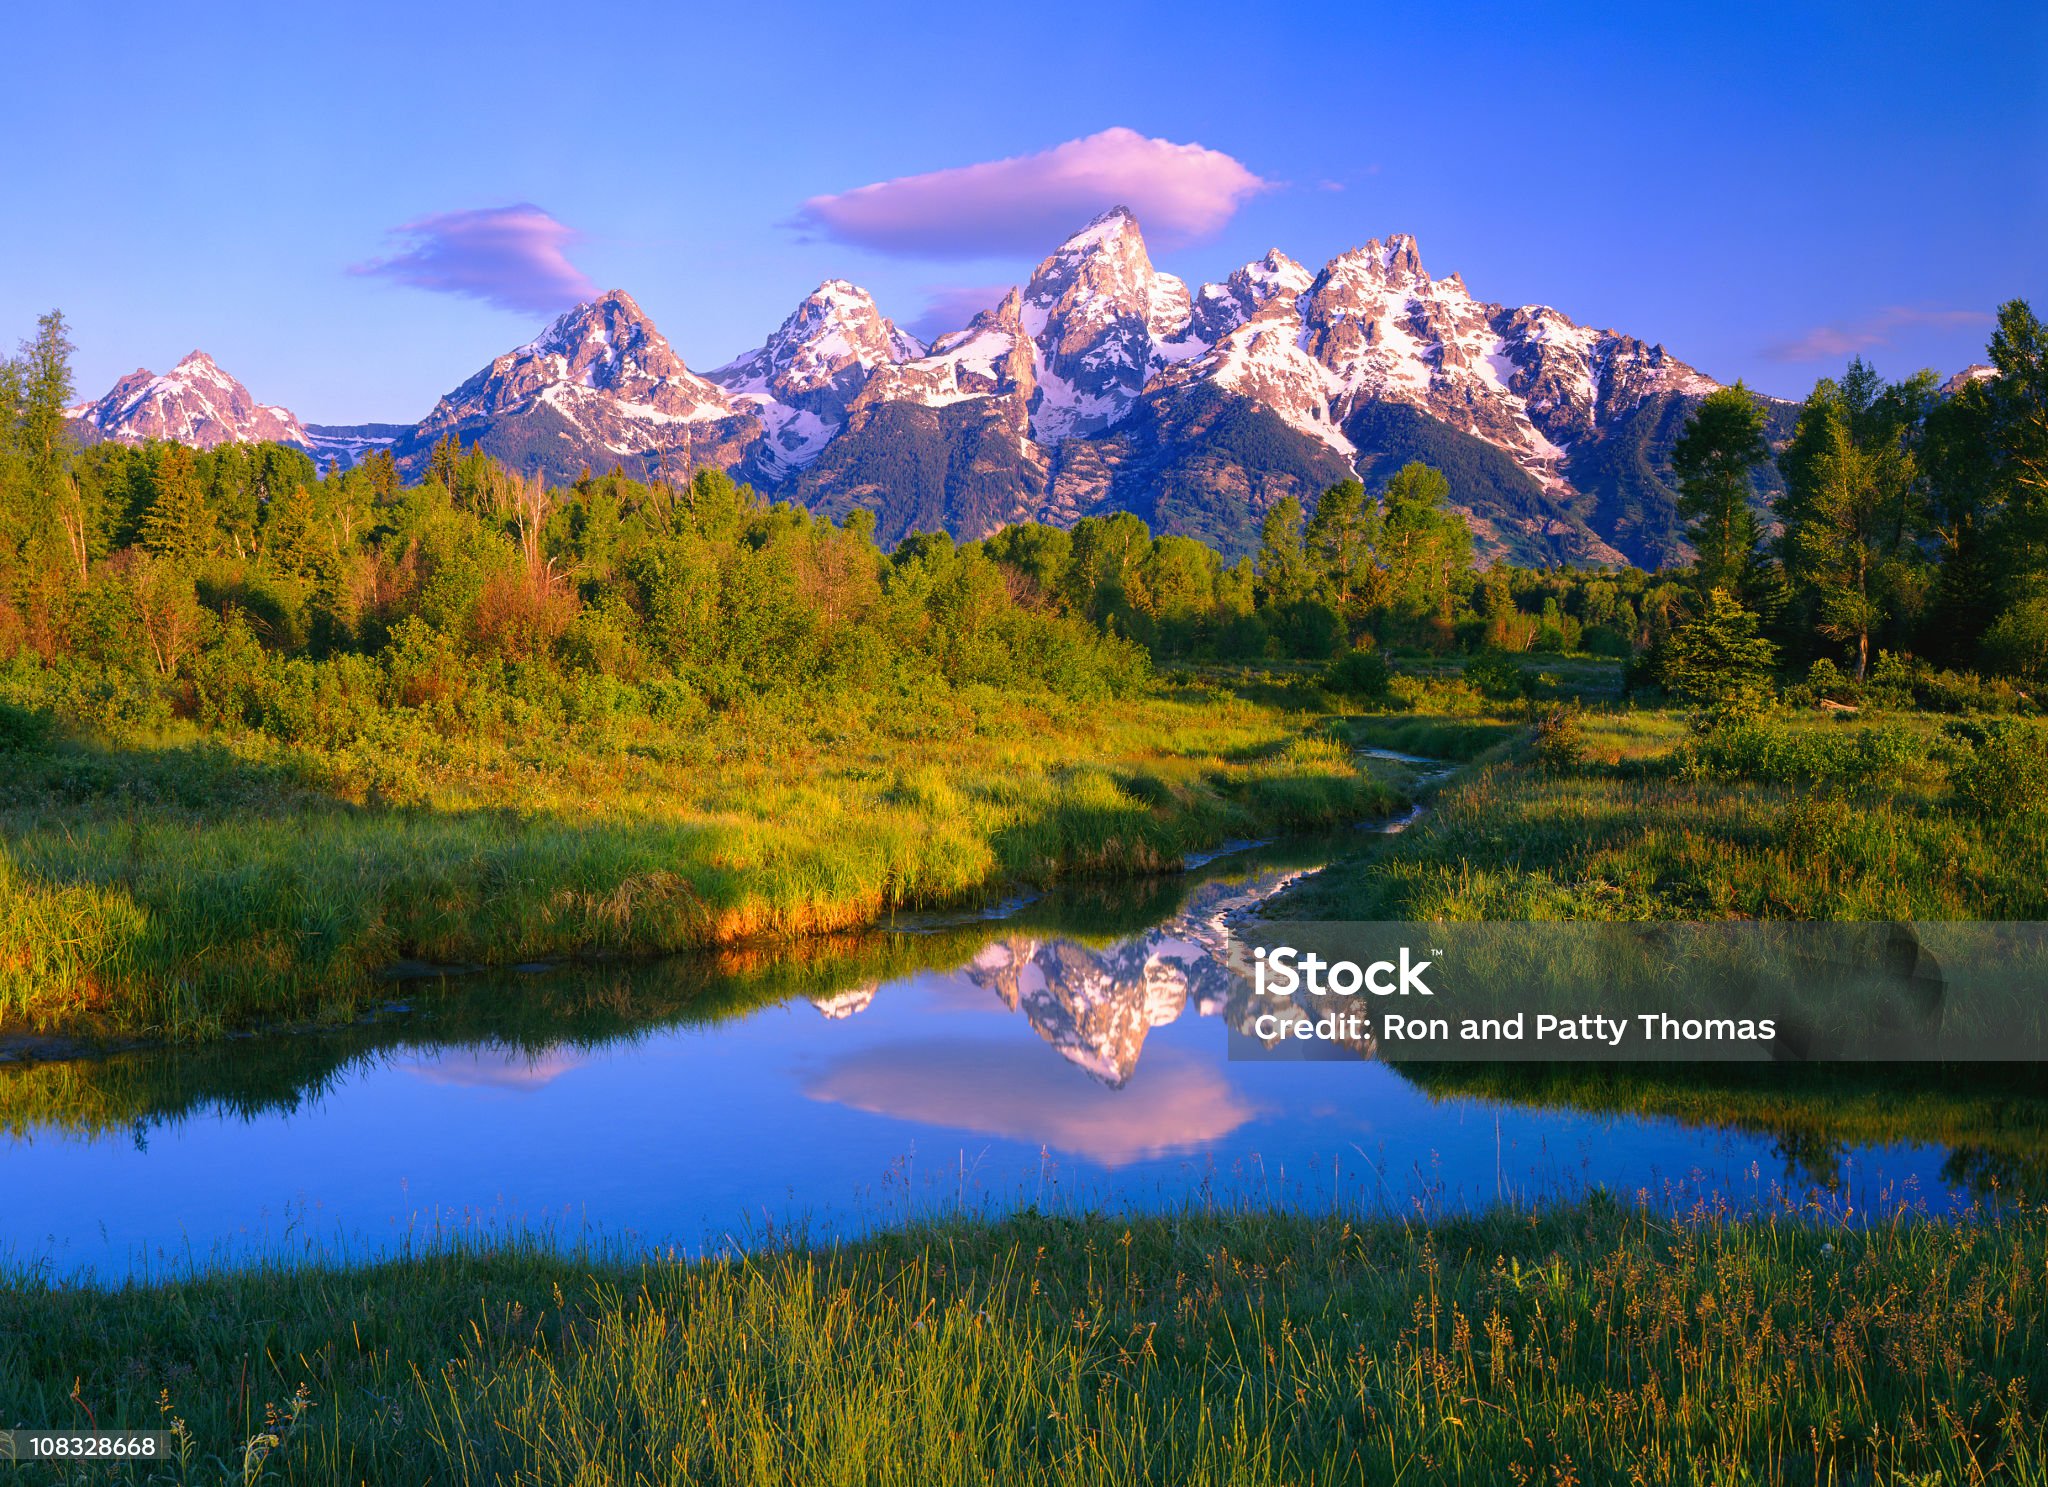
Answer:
[0,300,2042,746]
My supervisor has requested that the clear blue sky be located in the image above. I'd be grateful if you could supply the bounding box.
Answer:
[5,0,2041,423]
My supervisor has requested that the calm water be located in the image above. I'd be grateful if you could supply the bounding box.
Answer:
[3,837,2007,1281]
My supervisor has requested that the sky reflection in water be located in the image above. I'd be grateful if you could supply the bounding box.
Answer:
[3,863,2001,1280]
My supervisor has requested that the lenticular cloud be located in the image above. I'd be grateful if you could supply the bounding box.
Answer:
[351,204,598,315]
[792,128,1270,259]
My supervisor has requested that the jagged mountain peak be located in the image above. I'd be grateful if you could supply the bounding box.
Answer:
[712,279,922,396]
[708,278,927,480]
[1186,250,1314,346]
[397,290,753,479]
[520,289,687,381]
[68,350,311,452]
[935,286,1024,347]
[1019,207,1193,441]
[1064,203,1143,247]
[1317,233,1435,292]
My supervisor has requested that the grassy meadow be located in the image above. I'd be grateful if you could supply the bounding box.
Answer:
[1273,668,2048,924]
[5,1195,2045,1486]
[0,676,1393,1043]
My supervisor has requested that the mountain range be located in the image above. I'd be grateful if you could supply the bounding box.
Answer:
[68,210,1801,567]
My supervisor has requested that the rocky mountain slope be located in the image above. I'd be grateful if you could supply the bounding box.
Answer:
[70,212,1802,567]
[386,289,760,481]
[68,351,313,451]
[67,352,399,471]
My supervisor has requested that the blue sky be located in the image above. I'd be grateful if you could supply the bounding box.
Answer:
[5,0,2041,423]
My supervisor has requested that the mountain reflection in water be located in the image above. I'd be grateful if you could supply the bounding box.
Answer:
[5,840,2044,1279]
[806,1041,1258,1167]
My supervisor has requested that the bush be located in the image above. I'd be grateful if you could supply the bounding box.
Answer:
[0,698,52,753]
[1465,648,1528,703]
[1866,651,1920,710]
[1530,702,1586,771]
[1949,719,2048,821]
[1784,657,1863,710]
[1985,596,2048,683]
[1321,645,1393,701]
[1912,666,2028,714]
[1680,720,1922,791]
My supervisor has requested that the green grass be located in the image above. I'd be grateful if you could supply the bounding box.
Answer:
[0,683,1394,1043]
[4,1197,2044,1485]
[1284,704,2048,922]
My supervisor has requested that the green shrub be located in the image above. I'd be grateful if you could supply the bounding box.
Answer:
[1949,719,2048,821]
[1322,645,1393,701]
[1530,701,1586,771]
[1866,651,1921,710]
[1680,720,1921,791]
[1465,648,1529,702]
[1784,656,1863,710]
[1985,595,2048,683]
[0,699,52,753]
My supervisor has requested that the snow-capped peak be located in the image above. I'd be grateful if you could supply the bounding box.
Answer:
[708,279,923,403]
[403,290,748,472]
[705,279,928,480]
[1056,203,1144,254]
[68,352,311,451]
[1020,206,1195,441]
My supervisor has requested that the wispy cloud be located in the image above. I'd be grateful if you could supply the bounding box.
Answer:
[790,127,1270,259]
[905,283,1015,342]
[351,204,597,314]
[1766,305,1992,363]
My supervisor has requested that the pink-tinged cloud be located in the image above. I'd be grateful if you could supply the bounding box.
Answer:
[1766,305,1993,363]
[400,1042,586,1092]
[791,128,1270,259]
[905,283,1015,342]
[351,204,598,314]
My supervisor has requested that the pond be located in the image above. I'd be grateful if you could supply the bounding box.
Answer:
[5,828,2036,1281]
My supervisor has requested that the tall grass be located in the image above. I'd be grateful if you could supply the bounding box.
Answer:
[1285,706,2048,922]
[4,1196,2043,1484]
[0,685,1393,1041]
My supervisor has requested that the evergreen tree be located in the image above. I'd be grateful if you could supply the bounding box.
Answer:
[1778,362,1931,679]
[1660,587,1778,721]
[1672,384,1769,595]
[1983,300,2048,603]
[139,444,213,562]
[19,310,74,509]
[1918,372,2002,659]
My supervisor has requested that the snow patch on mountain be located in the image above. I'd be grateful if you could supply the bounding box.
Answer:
[68,351,312,451]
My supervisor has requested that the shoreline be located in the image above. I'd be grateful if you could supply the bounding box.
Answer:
[6,1194,2040,1484]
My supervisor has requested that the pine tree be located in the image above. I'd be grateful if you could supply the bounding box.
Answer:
[139,444,212,562]
[1660,587,1778,721]
[1673,384,1769,595]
